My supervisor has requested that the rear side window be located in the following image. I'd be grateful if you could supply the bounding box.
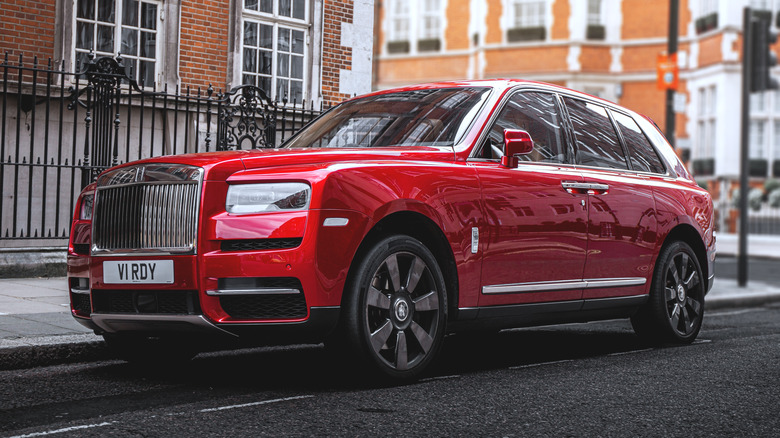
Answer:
[478,91,567,163]
[611,111,666,174]
[563,97,628,170]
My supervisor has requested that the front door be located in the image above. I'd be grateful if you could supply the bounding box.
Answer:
[473,90,588,306]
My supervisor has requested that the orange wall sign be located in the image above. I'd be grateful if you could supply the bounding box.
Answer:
[657,52,679,90]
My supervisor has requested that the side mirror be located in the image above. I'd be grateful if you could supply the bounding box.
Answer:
[501,129,534,168]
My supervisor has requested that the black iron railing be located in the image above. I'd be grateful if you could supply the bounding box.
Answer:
[0,53,324,245]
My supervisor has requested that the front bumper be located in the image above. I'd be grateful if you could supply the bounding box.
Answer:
[74,306,341,345]
[67,198,369,342]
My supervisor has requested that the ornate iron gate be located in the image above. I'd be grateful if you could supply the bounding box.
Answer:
[0,53,323,245]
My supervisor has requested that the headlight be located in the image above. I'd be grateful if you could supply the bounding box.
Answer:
[79,194,94,220]
[226,183,310,214]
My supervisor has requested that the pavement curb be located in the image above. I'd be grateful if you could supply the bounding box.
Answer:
[0,249,67,279]
[706,292,780,310]
[0,340,110,371]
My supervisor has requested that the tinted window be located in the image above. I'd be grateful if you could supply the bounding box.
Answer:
[611,111,665,174]
[284,87,490,149]
[479,91,566,163]
[564,97,628,170]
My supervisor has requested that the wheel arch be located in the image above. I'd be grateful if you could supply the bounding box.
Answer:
[659,223,709,285]
[343,210,460,319]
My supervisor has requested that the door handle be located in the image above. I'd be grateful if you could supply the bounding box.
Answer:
[561,181,609,195]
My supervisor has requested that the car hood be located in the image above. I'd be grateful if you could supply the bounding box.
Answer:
[116,147,456,181]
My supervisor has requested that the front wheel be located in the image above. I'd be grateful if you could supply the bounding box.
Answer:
[631,240,705,344]
[344,235,448,380]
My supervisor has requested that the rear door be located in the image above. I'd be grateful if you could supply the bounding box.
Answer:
[560,96,658,300]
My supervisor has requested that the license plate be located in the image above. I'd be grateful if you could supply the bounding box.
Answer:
[103,260,174,284]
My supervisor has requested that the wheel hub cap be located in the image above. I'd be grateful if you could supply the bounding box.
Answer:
[394,298,410,322]
[677,284,686,302]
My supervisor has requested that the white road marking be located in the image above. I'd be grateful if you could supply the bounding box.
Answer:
[8,422,113,438]
[708,309,764,317]
[608,348,654,356]
[693,339,712,344]
[199,395,314,413]
[509,359,573,370]
[419,374,461,382]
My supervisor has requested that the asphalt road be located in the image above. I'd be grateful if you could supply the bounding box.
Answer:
[1,304,779,437]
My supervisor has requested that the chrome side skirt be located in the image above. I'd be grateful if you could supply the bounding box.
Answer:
[482,277,647,295]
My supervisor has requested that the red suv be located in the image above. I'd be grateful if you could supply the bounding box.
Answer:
[68,80,715,379]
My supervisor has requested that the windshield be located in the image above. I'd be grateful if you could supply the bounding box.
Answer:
[283,87,490,149]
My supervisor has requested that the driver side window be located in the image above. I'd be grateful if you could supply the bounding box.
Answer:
[479,91,566,164]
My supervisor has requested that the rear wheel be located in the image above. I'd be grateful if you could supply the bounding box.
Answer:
[344,235,447,380]
[632,241,705,344]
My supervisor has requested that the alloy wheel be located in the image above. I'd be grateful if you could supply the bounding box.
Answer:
[363,251,441,371]
[663,251,704,337]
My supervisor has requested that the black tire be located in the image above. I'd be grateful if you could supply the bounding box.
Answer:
[343,235,448,380]
[103,333,198,366]
[631,241,705,344]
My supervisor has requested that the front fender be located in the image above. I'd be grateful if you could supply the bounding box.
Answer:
[317,163,485,307]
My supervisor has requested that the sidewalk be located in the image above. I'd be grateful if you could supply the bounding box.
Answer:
[714,232,780,258]
[0,277,93,346]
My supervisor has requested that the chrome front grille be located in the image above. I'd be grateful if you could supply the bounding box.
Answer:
[92,164,203,254]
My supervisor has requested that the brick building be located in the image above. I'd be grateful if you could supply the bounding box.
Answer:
[374,0,780,189]
[0,0,375,266]
[1,0,375,106]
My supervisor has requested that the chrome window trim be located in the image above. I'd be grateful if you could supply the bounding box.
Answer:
[468,84,575,164]
[606,107,669,176]
[554,89,674,178]
[468,83,672,178]
[482,277,647,295]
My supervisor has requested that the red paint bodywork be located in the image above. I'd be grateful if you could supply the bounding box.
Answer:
[67,80,715,338]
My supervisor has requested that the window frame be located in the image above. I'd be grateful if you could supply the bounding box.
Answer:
[560,96,630,171]
[697,0,718,17]
[240,0,310,103]
[384,0,445,55]
[586,0,603,25]
[511,0,546,28]
[749,87,780,176]
[504,0,549,43]
[608,108,668,175]
[243,0,308,20]
[72,0,164,88]
[419,0,442,41]
[469,87,573,165]
[469,86,673,176]
[387,0,411,43]
[694,85,717,160]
